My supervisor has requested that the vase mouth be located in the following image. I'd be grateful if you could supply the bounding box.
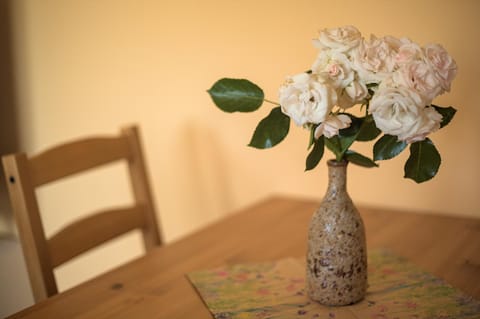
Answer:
[327,159,348,167]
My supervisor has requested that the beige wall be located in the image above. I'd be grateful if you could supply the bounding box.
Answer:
[2,0,479,314]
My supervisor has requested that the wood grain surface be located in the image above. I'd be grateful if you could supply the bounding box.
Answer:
[8,196,480,318]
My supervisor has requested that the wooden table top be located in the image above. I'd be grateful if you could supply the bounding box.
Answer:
[8,196,480,318]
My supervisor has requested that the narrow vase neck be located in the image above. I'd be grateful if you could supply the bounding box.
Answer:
[326,159,348,194]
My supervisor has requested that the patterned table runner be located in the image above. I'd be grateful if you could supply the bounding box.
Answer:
[187,250,480,319]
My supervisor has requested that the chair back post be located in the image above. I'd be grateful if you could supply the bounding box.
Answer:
[122,126,162,249]
[2,153,58,301]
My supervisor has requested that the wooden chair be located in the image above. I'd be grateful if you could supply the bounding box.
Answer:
[2,125,162,302]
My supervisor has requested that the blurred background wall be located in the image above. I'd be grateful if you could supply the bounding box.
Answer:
[1,0,479,316]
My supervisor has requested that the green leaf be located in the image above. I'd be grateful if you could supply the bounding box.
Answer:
[338,114,362,137]
[404,138,441,183]
[345,150,378,168]
[207,78,264,113]
[325,134,356,161]
[248,107,290,149]
[305,137,325,171]
[432,105,457,128]
[338,135,357,154]
[324,136,343,161]
[356,115,381,141]
[373,135,408,161]
[323,113,381,161]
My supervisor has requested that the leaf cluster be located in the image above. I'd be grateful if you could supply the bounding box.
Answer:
[208,78,457,183]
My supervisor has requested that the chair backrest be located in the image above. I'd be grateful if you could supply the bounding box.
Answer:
[2,125,162,302]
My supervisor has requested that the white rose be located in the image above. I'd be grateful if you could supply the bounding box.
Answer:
[351,35,400,84]
[314,114,352,139]
[423,43,457,92]
[311,50,355,89]
[313,25,362,53]
[370,86,442,143]
[408,107,443,143]
[392,61,442,103]
[337,79,369,109]
[279,73,337,126]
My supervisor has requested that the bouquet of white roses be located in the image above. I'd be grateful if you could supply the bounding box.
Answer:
[208,26,457,183]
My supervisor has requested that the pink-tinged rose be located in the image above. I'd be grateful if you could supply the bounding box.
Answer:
[352,35,401,84]
[395,38,423,66]
[423,43,457,92]
[392,61,442,103]
[279,73,337,126]
[314,114,352,139]
[370,86,442,143]
[311,51,355,89]
[313,25,362,53]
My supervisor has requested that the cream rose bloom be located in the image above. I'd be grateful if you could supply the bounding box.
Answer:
[392,61,442,104]
[314,114,352,139]
[352,35,401,84]
[279,73,337,126]
[311,51,355,89]
[395,38,423,66]
[370,86,442,143]
[337,79,369,109]
[313,25,362,53]
[423,43,457,92]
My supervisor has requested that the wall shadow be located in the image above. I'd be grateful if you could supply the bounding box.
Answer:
[0,0,20,236]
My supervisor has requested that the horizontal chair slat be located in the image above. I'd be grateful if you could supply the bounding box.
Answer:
[48,205,146,267]
[29,136,132,187]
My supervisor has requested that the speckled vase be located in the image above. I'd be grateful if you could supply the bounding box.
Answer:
[306,159,367,306]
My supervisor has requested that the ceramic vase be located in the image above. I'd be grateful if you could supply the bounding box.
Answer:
[306,159,367,306]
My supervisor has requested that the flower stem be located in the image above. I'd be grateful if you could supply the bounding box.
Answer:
[335,151,344,162]
[264,98,280,106]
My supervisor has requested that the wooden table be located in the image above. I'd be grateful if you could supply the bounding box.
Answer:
[8,196,480,318]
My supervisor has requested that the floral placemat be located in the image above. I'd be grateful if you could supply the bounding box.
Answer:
[187,250,480,319]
